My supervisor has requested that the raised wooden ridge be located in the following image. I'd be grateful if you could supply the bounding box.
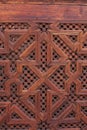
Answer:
[0,0,87,5]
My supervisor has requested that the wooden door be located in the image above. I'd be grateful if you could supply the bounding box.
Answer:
[0,1,87,130]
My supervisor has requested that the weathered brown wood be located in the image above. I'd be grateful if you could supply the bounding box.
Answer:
[1,0,87,4]
[0,4,87,21]
[0,2,87,130]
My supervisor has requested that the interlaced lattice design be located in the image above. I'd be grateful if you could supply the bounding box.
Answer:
[0,65,8,90]
[0,123,30,130]
[79,66,87,89]
[38,23,50,32]
[49,65,68,89]
[0,22,87,130]
[19,66,38,90]
[68,35,77,43]
[9,83,18,103]
[38,83,48,112]
[27,50,36,60]
[38,121,50,130]
[0,33,35,72]
[52,95,59,104]
[37,41,51,72]
[59,23,87,32]
[58,121,87,130]
[52,101,69,119]
[52,50,60,61]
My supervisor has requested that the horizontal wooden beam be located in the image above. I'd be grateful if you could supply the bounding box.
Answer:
[1,0,87,5]
[0,4,87,22]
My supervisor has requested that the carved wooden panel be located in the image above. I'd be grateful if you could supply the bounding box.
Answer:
[0,22,87,130]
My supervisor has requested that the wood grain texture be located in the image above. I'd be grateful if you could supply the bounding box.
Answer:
[0,0,87,4]
[0,4,87,21]
[0,2,87,130]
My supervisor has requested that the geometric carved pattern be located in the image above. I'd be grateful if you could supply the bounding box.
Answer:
[0,22,87,130]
